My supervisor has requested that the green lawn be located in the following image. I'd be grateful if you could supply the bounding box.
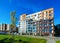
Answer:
[0,35,47,43]
[56,41,60,43]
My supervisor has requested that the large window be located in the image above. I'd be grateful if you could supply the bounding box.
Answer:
[44,29,49,33]
[26,20,28,22]
[28,30,32,32]
[26,16,30,18]
[33,26,36,29]
[49,20,53,22]
[33,30,36,32]
[49,10,53,13]
[29,19,33,22]
[34,15,36,16]
[44,20,48,22]
[44,24,47,26]
[49,14,52,16]
[49,23,52,26]
[49,11,51,13]
[50,27,52,33]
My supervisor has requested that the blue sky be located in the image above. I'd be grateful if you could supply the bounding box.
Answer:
[0,0,60,25]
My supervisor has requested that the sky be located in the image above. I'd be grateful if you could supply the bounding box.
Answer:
[0,0,60,25]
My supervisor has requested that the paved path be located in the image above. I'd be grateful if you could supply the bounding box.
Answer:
[21,35,56,43]
[47,37,56,43]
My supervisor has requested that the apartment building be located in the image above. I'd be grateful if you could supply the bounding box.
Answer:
[0,24,10,32]
[19,14,26,35]
[19,8,54,36]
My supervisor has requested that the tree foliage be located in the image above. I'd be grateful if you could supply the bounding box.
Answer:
[10,11,16,32]
[54,24,60,36]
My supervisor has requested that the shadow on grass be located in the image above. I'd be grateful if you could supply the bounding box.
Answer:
[0,38,30,43]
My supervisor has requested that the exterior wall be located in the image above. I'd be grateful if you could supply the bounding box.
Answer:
[19,14,27,34]
[0,24,2,31]
[19,8,54,36]
[37,8,54,36]
[0,24,10,32]
[6,24,10,31]
[26,19,36,35]
[20,14,26,21]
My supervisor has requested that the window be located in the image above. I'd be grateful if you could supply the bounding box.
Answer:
[42,28,44,29]
[49,14,52,16]
[50,27,52,33]
[30,19,33,21]
[46,11,48,14]
[28,30,32,32]
[49,20,53,22]
[42,24,44,26]
[26,20,28,22]
[49,11,51,13]
[38,13,41,15]
[35,15,36,16]
[49,20,51,22]
[44,24,47,26]
[33,26,36,29]
[44,20,47,22]
[42,12,44,14]
[26,16,30,18]
[42,29,44,32]
[34,30,36,32]
[44,29,49,32]
[49,23,52,26]
[40,24,41,26]
[49,10,53,13]
[47,24,49,26]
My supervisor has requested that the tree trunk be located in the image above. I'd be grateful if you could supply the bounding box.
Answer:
[11,28,14,43]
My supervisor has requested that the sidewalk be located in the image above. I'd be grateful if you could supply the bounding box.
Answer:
[47,37,55,43]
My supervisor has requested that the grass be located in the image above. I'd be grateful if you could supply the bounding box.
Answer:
[56,41,60,43]
[0,34,47,43]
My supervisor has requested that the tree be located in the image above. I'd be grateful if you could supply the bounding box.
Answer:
[54,24,60,36]
[10,11,16,33]
[10,11,17,43]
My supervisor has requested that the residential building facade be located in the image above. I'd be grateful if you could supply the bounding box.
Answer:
[0,24,10,32]
[19,8,54,36]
